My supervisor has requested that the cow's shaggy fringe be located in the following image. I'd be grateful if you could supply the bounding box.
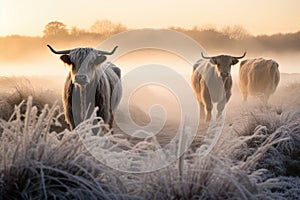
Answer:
[0,97,135,200]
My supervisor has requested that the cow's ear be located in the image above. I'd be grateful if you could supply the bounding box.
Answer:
[231,58,239,65]
[95,56,107,65]
[60,55,72,65]
[240,60,247,67]
[209,58,218,65]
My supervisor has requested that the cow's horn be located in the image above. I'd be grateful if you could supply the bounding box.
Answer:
[97,46,118,55]
[233,52,246,59]
[47,45,71,54]
[201,52,212,59]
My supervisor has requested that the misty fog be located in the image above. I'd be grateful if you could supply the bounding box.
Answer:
[1,22,300,199]
[1,23,300,142]
[1,22,300,76]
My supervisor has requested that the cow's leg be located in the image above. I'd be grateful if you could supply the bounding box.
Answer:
[263,94,270,109]
[199,102,205,120]
[108,110,114,134]
[69,119,75,130]
[206,109,212,122]
[226,91,232,102]
[205,102,213,122]
[202,88,212,122]
[224,78,232,102]
[65,104,75,130]
[242,92,248,102]
[109,116,114,129]
[217,98,226,119]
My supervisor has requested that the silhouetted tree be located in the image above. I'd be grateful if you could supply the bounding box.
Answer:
[70,26,85,37]
[43,21,69,37]
[222,25,250,40]
[90,20,127,37]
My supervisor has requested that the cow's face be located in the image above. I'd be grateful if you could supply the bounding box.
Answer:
[209,55,239,80]
[60,48,107,86]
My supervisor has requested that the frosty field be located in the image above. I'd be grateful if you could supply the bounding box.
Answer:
[0,73,299,199]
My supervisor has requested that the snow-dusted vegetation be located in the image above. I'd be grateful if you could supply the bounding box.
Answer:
[0,76,299,199]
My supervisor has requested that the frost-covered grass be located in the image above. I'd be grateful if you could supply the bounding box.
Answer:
[0,77,54,114]
[0,97,134,200]
[224,107,300,199]
[0,77,67,132]
[136,156,256,200]
[0,79,299,199]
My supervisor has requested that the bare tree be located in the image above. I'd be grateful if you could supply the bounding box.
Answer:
[43,21,69,37]
[90,20,127,37]
[222,25,250,40]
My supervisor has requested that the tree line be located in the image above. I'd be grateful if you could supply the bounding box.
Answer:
[42,20,127,39]
[0,20,299,61]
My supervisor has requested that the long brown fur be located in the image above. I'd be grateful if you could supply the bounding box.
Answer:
[63,64,121,130]
[192,55,242,121]
[239,58,280,104]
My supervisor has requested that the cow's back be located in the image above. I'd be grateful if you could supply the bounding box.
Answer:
[239,58,280,96]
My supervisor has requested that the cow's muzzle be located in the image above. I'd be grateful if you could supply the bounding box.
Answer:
[220,72,229,77]
[220,72,230,79]
[220,72,230,82]
[74,74,90,86]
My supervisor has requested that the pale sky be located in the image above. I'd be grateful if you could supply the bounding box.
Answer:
[1,0,300,36]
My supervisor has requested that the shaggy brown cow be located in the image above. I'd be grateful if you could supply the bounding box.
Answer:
[192,52,246,121]
[239,58,280,105]
[47,45,122,130]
